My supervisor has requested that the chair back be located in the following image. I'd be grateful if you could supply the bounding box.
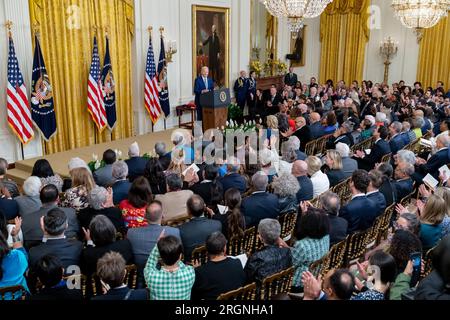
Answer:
[422,246,435,279]
[217,282,257,300]
[191,245,208,266]
[305,139,316,156]
[278,210,297,241]
[309,255,329,278]
[351,137,374,153]
[327,238,348,270]
[0,285,27,300]
[89,264,138,297]
[344,230,369,264]
[381,153,392,163]
[227,226,256,256]
[331,177,352,205]
[260,266,295,300]
[163,216,191,227]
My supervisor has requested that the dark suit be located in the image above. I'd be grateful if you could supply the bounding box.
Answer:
[393,178,414,201]
[77,207,125,234]
[309,122,326,139]
[241,192,280,227]
[389,134,406,155]
[342,157,358,179]
[400,132,411,145]
[234,77,249,110]
[190,181,223,206]
[366,191,386,217]
[357,139,391,171]
[284,72,298,87]
[265,94,282,116]
[92,287,148,300]
[93,164,114,187]
[326,170,346,187]
[327,215,348,245]
[296,176,314,202]
[29,238,83,270]
[339,195,379,234]
[194,76,214,121]
[379,177,397,207]
[81,240,133,275]
[0,198,19,220]
[158,152,171,171]
[326,133,354,150]
[220,173,247,194]
[112,180,131,205]
[416,148,450,180]
[295,150,307,161]
[293,126,312,152]
[178,217,222,262]
[247,78,257,119]
[125,157,148,182]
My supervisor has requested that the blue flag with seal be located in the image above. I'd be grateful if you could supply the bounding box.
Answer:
[157,36,170,117]
[101,36,116,130]
[31,35,56,141]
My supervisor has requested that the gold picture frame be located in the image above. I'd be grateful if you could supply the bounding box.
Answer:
[289,26,306,67]
[192,5,230,88]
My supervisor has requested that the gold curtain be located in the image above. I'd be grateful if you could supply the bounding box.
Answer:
[319,0,370,84]
[417,16,450,89]
[29,0,134,154]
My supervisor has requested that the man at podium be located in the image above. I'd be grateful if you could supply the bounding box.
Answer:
[194,66,214,122]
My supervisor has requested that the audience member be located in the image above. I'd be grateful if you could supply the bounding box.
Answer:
[125,142,148,182]
[119,177,152,228]
[335,143,358,179]
[367,170,387,217]
[0,158,19,198]
[306,156,330,197]
[292,160,314,202]
[211,188,245,241]
[61,167,95,212]
[111,161,131,205]
[272,173,300,214]
[32,159,63,192]
[93,149,117,187]
[14,176,42,217]
[319,191,348,244]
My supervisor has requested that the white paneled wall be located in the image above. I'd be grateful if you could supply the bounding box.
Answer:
[0,0,43,163]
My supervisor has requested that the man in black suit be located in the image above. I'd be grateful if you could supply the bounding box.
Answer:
[393,162,415,201]
[339,170,379,234]
[355,126,391,171]
[178,195,222,262]
[326,121,355,150]
[155,142,171,171]
[367,170,387,218]
[125,142,148,182]
[265,86,282,117]
[284,67,298,87]
[233,70,249,113]
[388,121,406,155]
[414,133,450,180]
[29,208,83,270]
[309,112,325,139]
[201,25,221,83]
[319,191,348,245]
[241,171,280,227]
[282,116,312,152]
[189,164,223,207]
[292,160,314,202]
[220,157,247,194]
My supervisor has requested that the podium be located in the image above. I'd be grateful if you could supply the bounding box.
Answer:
[200,88,231,132]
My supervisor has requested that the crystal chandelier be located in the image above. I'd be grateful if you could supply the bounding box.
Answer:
[391,0,450,42]
[260,0,333,37]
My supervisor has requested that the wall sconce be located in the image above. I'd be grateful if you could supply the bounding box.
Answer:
[379,36,398,84]
[165,40,177,63]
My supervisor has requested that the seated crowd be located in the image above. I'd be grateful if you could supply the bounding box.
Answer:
[0,78,450,301]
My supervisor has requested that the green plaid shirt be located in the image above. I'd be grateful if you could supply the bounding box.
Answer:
[144,246,195,300]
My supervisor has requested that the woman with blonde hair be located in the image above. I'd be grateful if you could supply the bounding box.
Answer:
[432,187,450,239]
[62,167,96,212]
[306,156,329,197]
[324,150,346,187]
[417,194,446,250]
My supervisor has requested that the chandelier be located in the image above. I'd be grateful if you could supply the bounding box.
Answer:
[391,0,450,42]
[260,0,333,37]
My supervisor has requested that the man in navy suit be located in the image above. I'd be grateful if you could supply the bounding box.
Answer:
[292,160,314,202]
[233,70,249,113]
[414,133,450,180]
[111,161,131,205]
[194,66,214,121]
[355,126,391,171]
[220,157,247,194]
[309,112,325,139]
[339,170,379,234]
[241,171,280,227]
[178,195,222,262]
[393,162,415,201]
[367,170,386,218]
[125,142,148,182]
[388,121,406,155]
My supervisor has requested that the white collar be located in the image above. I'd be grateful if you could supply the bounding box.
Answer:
[252,191,266,195]
[42,235,66,243]
[366,190,379,196]
[352,193,366,200]
[437,147,448,152]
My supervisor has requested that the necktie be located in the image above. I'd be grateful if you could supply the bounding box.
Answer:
[204,77,208,90]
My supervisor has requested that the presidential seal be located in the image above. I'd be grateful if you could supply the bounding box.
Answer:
[103,69,115,101]
[31,74,53,107]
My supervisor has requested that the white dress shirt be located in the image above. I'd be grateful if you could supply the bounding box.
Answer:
[311,170,330,197]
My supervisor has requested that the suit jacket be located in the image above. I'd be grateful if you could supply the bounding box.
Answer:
[296,176,314,202]
[178,217,222,261]
[339,195,379,234]
[265,94,282,116]
[241,192,280,227]
[158,152,172,171]
[15,195,41,217]
[125,157,148,182]
[326,169,346,187]
[22,204,80,244]
[189,181,223,206]
[0,198,19,220]
[127,224,180,272]
[295,150,307,161]
[81,240,134,275]
[417,148,450,179]
[393,178,414,201]
[400,132,411,145]
[293,126,312,152]
[357,139,391,171]
[77,207,125,234]
[309,122,326,139]
[284,73,298,87]
[29,238,83,270]
[342,157,358,179]
[233,77,249,105]
[112,180,131,205]
[366,191,387,217]
[155,190,194,222]
[326,133,354,150]
[389,134,406,155]
[379,177,397,207]
[194,76,214,107]
[327,214,348,245]
[93,164,114,187]
[220,173,247,194]
[92,287,149,301]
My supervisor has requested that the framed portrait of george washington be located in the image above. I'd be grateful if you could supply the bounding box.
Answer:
[289,26,306,67]
[192,5,230,88]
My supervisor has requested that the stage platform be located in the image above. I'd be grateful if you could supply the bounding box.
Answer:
[7,129,184,185]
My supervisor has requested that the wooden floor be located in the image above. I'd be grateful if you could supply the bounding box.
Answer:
[7,129,185,185]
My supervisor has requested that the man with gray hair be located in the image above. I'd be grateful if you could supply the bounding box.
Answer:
[288,136,307,160]
[291,160,314,202]
[220,156,247,194]
[241,172,280,227]
[394,149,416,167]
[388,121,406,155]
[393,162,415,200]
[15,176,42,217]
[244,218,292,284]
[326,121,355,150]
[335,142,358,178]
[414,132,450,182]
[155,141,171,170]
[319,191,348,245]
[78,186,125,233]
[111,161,131,205]
[401,121,412,145]
[125,142,148,182]
[0,157,19,198]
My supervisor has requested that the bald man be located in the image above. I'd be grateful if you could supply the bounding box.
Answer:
[309,112,325,139]
[194,66,214,121]
[292,160,314,202]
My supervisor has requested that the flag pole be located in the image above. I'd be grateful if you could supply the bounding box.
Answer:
[6,20,25,160]
[148,26,154,134]
[92,25,98,145]
[159,26,167,131]
[105,25,113,143]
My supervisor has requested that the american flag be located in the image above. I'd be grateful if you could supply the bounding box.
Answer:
[7,36,34,144]
[87,36,107,131]
[144,36,162,124]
